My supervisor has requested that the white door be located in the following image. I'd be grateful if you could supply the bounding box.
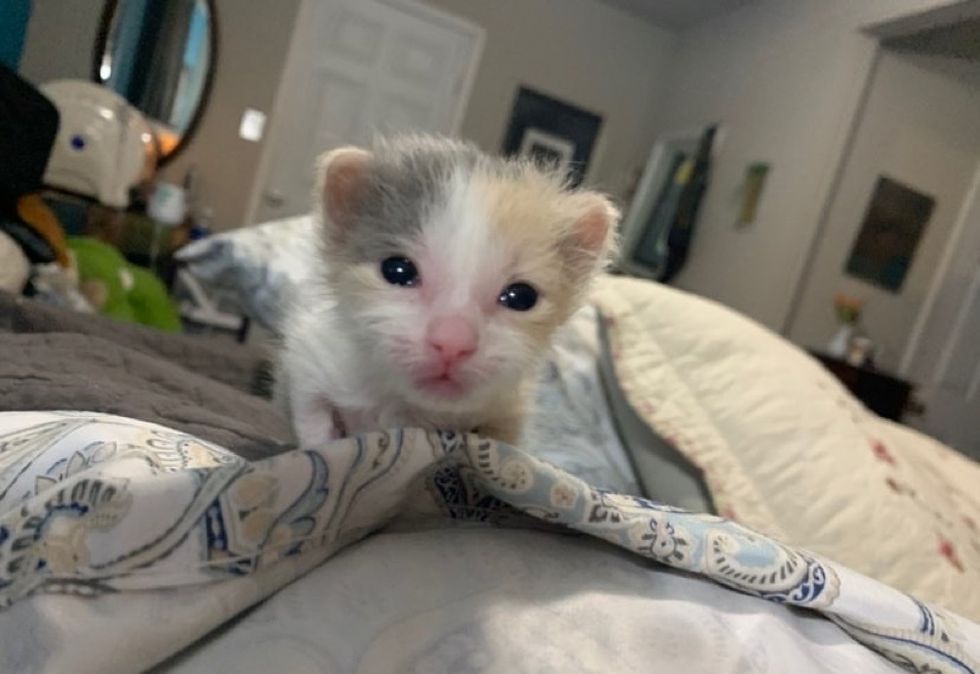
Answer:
[904,165,980,461]
[248,0,483,223]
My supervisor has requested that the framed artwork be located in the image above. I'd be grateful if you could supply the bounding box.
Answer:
[501,86,602,187]
[845,176,935,292]
[518,128,575,174]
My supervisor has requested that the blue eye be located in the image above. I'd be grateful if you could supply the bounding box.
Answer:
[380,256,420,287]
[498,282,538,311]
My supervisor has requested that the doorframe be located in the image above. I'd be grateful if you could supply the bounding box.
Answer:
[899,156,980,377]
[241,0,316,228]
[242,0,485,227]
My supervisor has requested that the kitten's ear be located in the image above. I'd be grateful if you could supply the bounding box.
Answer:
[316,147,373,236]
[563,192,621,275]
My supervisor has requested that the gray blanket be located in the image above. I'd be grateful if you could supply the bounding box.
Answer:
[0,293,294,460]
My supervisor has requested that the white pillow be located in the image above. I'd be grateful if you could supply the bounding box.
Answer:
[593,274,980,621]
[175,214,318,329]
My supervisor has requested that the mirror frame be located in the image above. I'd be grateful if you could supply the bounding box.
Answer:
[91,0,219,167]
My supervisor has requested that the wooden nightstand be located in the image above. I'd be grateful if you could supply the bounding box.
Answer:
[810,352,915,422]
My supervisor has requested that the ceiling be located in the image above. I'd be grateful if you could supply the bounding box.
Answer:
[885,16,980,60]
[597,0,755,31]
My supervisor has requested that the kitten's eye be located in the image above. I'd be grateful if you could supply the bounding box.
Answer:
[498,282,538,311]
[380,256,420,287]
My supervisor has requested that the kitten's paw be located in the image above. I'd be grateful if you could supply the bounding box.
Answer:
[293,397,345,447]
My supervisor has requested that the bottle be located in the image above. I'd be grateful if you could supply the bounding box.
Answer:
[189,207,212,240]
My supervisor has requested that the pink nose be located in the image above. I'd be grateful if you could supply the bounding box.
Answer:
[427,316,478,368]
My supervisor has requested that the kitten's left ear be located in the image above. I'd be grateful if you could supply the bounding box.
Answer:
[316,146,373,239]
[563,192,621,274]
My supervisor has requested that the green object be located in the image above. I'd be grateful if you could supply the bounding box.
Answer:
[127,265,182,331]
[68,237,136,323]
[67,237,181,332]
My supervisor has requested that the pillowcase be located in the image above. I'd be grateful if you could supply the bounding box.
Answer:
[595,310,714,512]
[591,274,980,620]
[523,306,641,495]
[174,214,318,330]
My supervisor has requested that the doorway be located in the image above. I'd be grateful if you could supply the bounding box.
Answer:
[788,17,980,458]
[246,0,483,224]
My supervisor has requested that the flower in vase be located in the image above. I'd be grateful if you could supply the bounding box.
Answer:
[834,293,863,325]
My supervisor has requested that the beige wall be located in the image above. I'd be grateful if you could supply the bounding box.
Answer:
[18,0,300,231]
[424,0,678,198]
[160,0,300,230]
[652,0,963,331]
[788,51,980,368]
[19,0,101,84]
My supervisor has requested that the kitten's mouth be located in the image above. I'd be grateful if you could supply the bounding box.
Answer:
[415,373,469,397]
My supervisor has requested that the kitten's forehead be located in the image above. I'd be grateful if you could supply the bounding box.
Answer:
[421,170,503,303]
[425,169,568,268]
[339,137,581,302]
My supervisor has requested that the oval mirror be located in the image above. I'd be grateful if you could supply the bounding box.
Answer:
[92,0,217,166]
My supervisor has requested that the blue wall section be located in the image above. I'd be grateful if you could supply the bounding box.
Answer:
[0,0,33,70]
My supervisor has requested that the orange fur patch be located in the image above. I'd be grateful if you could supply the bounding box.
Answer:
[475,169,618,333]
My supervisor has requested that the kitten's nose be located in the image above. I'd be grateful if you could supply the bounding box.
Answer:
[427,316,478,368]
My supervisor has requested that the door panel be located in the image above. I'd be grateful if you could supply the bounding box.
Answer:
[252,0,482,223]
[325,7,386,66]
[906,188,980,460]
[940,269,980,394]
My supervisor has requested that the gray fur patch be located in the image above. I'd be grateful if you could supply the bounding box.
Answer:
[343,135,482,262]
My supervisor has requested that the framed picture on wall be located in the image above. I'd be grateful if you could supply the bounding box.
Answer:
[518,128,576,173]
[501,86,602,187]
[845,175,935,292]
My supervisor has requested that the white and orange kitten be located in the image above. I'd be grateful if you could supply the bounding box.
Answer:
[280,135,618,446]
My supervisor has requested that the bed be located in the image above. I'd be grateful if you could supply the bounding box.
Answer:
[0,216,977,673]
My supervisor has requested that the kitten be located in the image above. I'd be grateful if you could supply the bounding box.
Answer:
[280,135,618,446]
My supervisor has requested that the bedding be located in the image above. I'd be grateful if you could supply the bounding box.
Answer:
[174,214,317,330]
[0,292,292,460]
[523,305,639,494]
[0,411,977,674]
[3,260,979,672]
[593,275,980,621]
[163,528,908,674]
[597,313,714,511]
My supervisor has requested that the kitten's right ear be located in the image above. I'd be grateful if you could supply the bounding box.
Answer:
[316,147,373,237]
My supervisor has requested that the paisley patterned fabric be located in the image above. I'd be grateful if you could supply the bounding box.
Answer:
[0,411,977,674]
